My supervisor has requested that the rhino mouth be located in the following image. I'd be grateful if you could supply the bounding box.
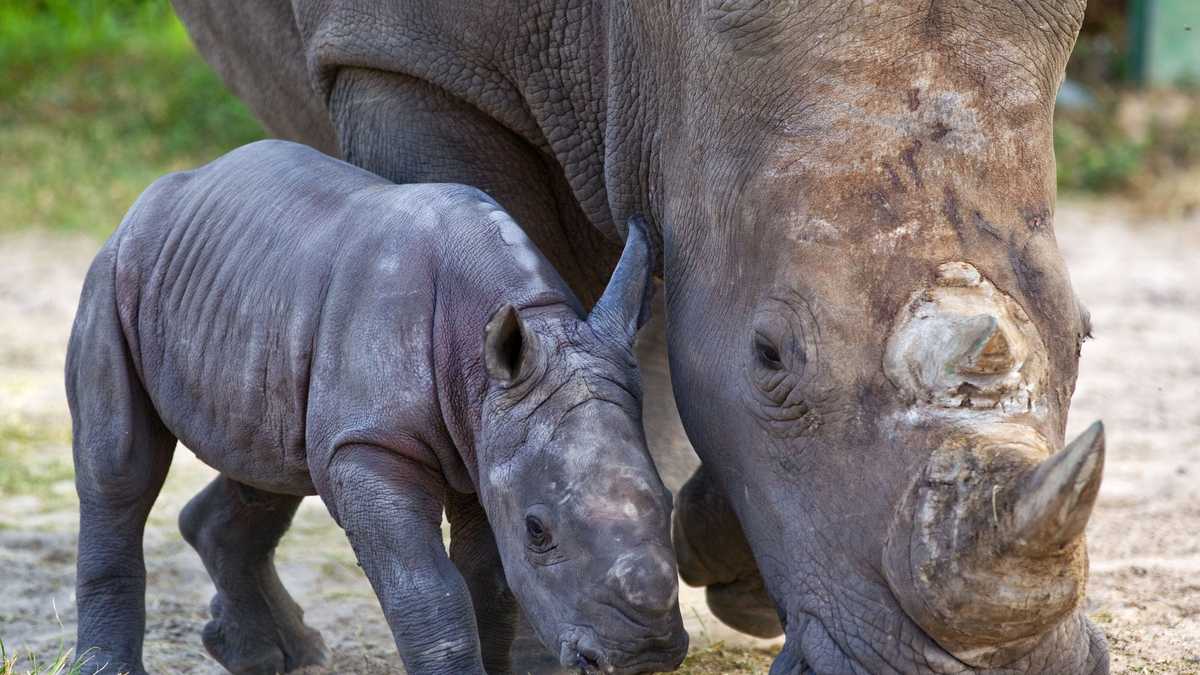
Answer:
[559,634,611,674]
[556,623,688,675]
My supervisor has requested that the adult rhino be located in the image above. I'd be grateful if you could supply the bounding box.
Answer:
[173,1,1109,672]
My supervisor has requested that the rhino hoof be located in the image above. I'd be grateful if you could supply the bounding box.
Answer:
[202,595,328,674]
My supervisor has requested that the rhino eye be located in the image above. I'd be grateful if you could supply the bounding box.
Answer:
[753,333,783,370]
[525,515,551,550]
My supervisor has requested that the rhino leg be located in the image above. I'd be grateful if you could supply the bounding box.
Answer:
[634,284,702,494]
[320,443,486,674]
[179,476,327,674]
[68,247,176,675]
[674,465,783,639]
[446,493,566,674]
[635,284,781,638]
[446,491,518,674]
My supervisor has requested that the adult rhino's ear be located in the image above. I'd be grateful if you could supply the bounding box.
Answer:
[588,216,655,341]
[484,304,538,385]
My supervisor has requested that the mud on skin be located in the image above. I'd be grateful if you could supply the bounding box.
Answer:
[175,1,1109,672]
[66,140,686,675]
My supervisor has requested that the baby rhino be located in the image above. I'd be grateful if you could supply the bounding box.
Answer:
[67,140,687,675]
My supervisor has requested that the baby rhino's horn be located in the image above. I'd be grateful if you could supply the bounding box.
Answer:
[588,217,655,339]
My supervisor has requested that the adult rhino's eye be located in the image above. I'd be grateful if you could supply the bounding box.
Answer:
[525,515,551,549]
[753,333,783,370]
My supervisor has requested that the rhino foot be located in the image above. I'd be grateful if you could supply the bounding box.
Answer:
[181,476,327,674]
[202,593,328,675]
[673,465,784,639]
[706,576,784,639]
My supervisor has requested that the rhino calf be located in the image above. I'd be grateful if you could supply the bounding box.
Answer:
[66,140,687,675]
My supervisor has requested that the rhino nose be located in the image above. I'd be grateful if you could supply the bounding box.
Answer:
[606,548,678,617]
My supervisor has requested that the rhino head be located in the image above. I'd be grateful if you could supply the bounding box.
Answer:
[606,1,1109,672]
[476,221,688,674]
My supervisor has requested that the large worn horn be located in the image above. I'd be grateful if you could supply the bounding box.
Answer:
[1009,421,1105,555]
[883,423,1106,668]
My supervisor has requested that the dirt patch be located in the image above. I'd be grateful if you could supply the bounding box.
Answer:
[1,204,1197,673]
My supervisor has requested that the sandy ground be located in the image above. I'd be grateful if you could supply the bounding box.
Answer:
[0,202,1197,673]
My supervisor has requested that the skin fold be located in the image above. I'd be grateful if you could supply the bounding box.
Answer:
[172,2,1109,672]
[66,140,686,675]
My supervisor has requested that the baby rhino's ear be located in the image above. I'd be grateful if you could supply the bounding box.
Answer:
[484,304,538,385]
[588,216,655,341]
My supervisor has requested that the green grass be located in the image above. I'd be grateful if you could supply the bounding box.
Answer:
[2,1,1197,244]
[0,0,263,238]
[0,639,98,675]
[0,417,73,500]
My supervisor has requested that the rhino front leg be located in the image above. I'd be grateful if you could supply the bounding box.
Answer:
[320,443,486,675]
[674,465,783,639]
[636,289,782,637]
[446,491,518,674]
[179,476,327,674]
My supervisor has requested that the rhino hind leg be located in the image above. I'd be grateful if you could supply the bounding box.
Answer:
[179,476,327,674]
[674,466,784,639]
[68,249,177,675]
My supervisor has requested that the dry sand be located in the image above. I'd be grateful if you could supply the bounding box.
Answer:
[0,202,1196,673]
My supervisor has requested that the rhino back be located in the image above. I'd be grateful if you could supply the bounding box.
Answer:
[112,141,439,493]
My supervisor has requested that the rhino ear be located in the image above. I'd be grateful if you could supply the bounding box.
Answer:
[588,216,655,341]
[484,304,536,384]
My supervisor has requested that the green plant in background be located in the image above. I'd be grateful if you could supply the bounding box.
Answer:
[0,0,263,238]
[2,0,1199,234]
[1054,103,1147,194]
[1054,84,1200,216]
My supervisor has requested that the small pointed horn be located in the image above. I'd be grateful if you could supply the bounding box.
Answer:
[957,315,1015,375]
[587,216,654,339]
[1009,421,1105,555]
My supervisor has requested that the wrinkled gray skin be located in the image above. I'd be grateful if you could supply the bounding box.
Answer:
[174,1,1110,673]
[66,140,687,675]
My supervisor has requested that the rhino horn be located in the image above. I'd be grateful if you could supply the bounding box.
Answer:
[1008,421,1105,555]
[956,314,1015,375]
[588,216,654,340]
[884,422,1107,667]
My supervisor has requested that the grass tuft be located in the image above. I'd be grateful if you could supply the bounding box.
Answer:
[0,634,97,675]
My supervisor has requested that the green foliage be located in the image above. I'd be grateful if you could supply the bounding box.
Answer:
[0,0,263,237]
[0,638,98,675]
[1055,89,1200,199]
[1054,107,1146,193]
[1,0,1197,230]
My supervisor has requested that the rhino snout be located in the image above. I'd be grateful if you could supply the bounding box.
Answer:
[605,547,679,617]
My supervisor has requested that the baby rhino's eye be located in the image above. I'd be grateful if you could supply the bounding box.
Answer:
[525,514,551,550]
